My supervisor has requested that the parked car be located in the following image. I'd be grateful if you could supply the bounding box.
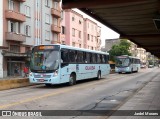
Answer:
[148,64,154,68]
[141,64,146,68]
[141,63,146,68]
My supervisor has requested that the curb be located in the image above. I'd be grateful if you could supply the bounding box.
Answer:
[0,78,31,91]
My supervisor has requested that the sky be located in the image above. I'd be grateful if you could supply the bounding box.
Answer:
[73,9,120,47]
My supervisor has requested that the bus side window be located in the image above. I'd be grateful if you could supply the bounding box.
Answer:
[130,58,132,63]
[86,52,90,63]
[92,53,96,63]
[90,53,93,63]
[101,55,105,63]
[104,55,109,64]
[83,52,87,63]
[97,54,101,63]
[61,49,69,63]
[100,55,103,63]
[69,50,76,63]
[77,51,83,63]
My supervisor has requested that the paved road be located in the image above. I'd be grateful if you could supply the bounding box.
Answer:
[0,67,158,119]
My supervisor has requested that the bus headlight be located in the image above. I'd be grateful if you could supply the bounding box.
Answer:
[54,70,58,76]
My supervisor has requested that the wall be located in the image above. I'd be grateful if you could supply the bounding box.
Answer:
[0,1,3,78]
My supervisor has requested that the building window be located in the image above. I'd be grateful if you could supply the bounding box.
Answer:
[72,28,75,36]
[62,26,65,34]
[53,2,58,10]
[88,34,90,40]
[91,47,94,50]
[26,47,30,53]
[45,0,50,7]
[91,35,93,42]
[10,22,16,32]
[79,19,82,24]
[62,41,65,45]
[72,17,75,21]
[72,42,75,47]
[79,44,81,48]
[97,39,99,43]
[45,31,50,41]
[79,31,81,38]
[8,0,14,10]
[61,10,64,20]
[53,33,58,41]
[10,45,20,53]
[25,25,31,36]
[45,14,50,24]
[53,18,58,26]
[25,6,31,17]
[8,21,19,33]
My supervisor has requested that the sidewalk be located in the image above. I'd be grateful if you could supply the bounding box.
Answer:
[108,69,160,118]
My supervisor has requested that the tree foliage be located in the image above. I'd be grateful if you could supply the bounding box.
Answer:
[109,39,132,61]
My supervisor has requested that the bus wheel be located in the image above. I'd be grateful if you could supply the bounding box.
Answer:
[97,71,101,80]
[68,74,76,86]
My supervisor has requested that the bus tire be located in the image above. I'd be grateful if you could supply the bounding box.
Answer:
[68,73,76,86]
[97,71,101,80]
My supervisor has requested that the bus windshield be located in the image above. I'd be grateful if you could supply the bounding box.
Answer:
[116,58,130,67]
[30,50,59,72]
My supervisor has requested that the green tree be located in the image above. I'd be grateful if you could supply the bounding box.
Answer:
[109,39,132,61]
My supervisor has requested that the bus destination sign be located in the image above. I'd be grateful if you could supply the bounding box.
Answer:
[38,46,54,50]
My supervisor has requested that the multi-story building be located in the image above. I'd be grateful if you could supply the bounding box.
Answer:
[61,9,84,48]
[129,41,138,57]
[129,41,147,63]
[84,18,100,50]
[136,48,147,63]
[60,9,101,50]
[97,26,101,51]
[104,38,120,52]
[0,0,61,78]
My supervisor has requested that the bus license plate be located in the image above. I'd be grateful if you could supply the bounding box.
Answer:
[120,68,124,71]
[38,79,44,82]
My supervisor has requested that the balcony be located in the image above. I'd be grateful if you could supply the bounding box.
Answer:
[51,8,61,18]
[5,10,26,22]
[6,32,26,42]
[51,25,61,33]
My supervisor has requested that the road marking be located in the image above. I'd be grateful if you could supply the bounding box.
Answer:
[0,75,130,109]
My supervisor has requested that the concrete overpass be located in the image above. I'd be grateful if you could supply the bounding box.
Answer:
[62,0,160,58]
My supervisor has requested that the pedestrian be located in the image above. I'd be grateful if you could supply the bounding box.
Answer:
[23,66,29,77]
[14,64,19,76]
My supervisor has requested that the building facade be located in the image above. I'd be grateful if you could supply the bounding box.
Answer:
[136,48,147,63]
[0,0,61,78]
[60,9,101,50]
[129,41,147,63]
[104,38,120,52]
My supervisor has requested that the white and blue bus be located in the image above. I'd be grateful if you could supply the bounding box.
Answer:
[115,55,140,73]
[29,44,110,86]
